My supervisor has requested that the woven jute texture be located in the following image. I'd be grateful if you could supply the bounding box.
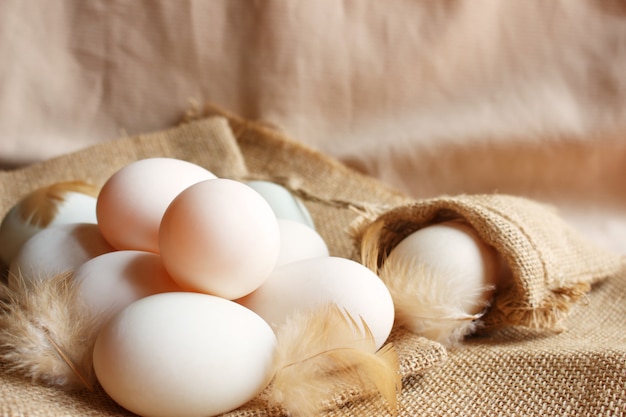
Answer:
[1,110,625,416]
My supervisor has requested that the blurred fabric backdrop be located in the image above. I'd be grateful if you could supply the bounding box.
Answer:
[1,0,626,252]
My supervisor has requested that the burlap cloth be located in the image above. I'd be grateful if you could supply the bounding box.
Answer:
[1,111,625,416]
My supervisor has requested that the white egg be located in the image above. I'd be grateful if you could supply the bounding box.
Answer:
[8,223,115,287]
[237,256,394,349]
[0,181,99,266]
[74,250,181,327]
[276,219,329,266]
[93,292,277,417]
[245,180,316,229]
[385,221,499,315]
[381,220,500,344]
[159,179,280,300]
[96,158,216,253]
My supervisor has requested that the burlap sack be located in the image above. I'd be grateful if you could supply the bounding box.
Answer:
[0,114,447,417]
[353,194,625,332]
[1,109,625,416]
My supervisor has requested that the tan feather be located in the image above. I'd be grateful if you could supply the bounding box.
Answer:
[267,303,401,417]
[379,259,490,346]
[17,181,99,227]
[357,217,392,273]
[0,270,99,390]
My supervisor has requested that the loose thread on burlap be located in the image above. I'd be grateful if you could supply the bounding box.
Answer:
[236,174,395,222]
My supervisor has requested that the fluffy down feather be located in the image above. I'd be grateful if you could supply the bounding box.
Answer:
[379,260,488,346]
[0,271,99,390]
[268,303,401,417]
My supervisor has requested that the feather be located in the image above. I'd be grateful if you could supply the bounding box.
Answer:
[379,259,491,346]
[17,181,99,228]
[267,303,401,417]
[0,270,99,390]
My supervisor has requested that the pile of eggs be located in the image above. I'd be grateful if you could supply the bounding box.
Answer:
[0,158,395,417]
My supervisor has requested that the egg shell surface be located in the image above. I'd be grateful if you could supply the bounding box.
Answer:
[93,292,277,417]
[384,220,499,316]
[0,184,98,266]
[237,256,395,349]
[159,179,280,299]
[245,180,316,229]
[275,219,329,266]
[9,223,115,287]
[96,158,216,253]
[74,250,181,328]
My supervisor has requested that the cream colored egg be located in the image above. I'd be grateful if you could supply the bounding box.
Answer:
[276,219,329,266]
[93,292,277,417]
[9,223,115,287]
[245,180,316,229]
[237,256,394,349]
[74,250,181,327]
[0,181,99,266]
[381,220,500,345]
[159,179,280,300]
[96,158,216,253]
